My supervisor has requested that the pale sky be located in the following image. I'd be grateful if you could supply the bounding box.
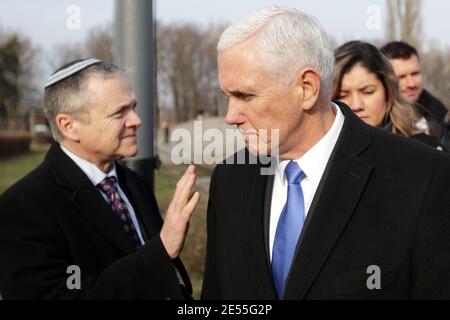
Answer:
[0,0,449,52]
[0,0,448,88]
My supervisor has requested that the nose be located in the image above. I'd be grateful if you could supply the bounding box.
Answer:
[126,110,142,129]
[348,94,364,112]
[225,98,245,126]
[405,75,416,88]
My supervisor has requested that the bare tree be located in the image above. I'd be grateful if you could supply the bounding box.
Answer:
[49,23,114,70]
[48,42,85,71]
[86,24,113,62]
[157,21,225,123]
[385,0,423,50]
[421,44,450,109]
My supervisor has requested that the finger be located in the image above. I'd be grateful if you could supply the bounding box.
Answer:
[181,192,201,218]
[186,164,196,175]
[176,166,192,188]
[188,189,196,200]
[168,166,198,216]
[176,172,197,208]
[173,166,194,200]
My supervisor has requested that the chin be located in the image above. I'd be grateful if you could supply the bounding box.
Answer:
[121,146,139,158]
[246,143,272,157]
[405,93,420,102]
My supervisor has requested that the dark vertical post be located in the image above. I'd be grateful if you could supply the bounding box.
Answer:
[114,0,156,189]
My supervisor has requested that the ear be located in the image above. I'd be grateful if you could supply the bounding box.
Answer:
[55,114,81,142]
[296,68,321,111]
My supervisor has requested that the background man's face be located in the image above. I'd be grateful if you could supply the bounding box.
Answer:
[75,74,142,165]
[389,55,423,103]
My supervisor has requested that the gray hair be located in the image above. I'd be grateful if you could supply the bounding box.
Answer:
[43,61,121,142]
[218,6,335,97]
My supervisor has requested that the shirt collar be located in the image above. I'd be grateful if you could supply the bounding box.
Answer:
[276,103,345,186]
[60,145,118,187]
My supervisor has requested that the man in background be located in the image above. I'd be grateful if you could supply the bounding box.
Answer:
[381,41,449,148]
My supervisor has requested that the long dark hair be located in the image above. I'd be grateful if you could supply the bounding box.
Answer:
[333,41,420,137]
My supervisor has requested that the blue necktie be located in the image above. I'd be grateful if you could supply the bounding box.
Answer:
[272,161,305,299]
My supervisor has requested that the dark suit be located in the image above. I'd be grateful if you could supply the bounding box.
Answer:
[0,144,191,300]
[417,89,449,147]
[202,102,450,300]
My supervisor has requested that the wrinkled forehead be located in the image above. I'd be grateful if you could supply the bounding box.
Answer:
[84,74,136,111]
[218,40,272,91]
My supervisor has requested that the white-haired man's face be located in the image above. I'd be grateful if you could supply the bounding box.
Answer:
[218,38,309,159]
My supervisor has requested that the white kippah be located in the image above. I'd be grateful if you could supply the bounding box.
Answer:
[45,58,102,88]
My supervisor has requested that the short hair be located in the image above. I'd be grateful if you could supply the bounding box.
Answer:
[218,6,335,97]
[380,41,419,60]
[333,41,420,137]
[43,60,121,142]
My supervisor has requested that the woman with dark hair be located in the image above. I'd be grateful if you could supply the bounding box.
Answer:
[333,41,445,150]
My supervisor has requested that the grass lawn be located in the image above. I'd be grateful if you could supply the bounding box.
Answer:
[0,148,209,299]
[0,148,48,194]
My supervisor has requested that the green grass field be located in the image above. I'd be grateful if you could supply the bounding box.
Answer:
[0,149,209,299]
[0,149,48,194]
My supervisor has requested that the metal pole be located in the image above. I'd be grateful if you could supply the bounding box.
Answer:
[114,0,156,189]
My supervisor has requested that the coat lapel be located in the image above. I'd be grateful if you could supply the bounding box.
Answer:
[242,155,278,298]
[71,188,136,253]
[263,173,275,267]
[284,104,374,299]
[46,144,136,254]
[116,165,161,242]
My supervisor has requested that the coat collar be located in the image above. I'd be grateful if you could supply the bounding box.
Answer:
[46,143,141,254]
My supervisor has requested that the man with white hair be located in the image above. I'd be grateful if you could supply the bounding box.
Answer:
[202,6,450,300]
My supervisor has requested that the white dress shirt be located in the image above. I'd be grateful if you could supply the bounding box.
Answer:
[269,103,345,261]
[61,145,146,246]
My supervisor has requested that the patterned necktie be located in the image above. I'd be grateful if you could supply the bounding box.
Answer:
[97,176,141,248]
[272,161,305,299]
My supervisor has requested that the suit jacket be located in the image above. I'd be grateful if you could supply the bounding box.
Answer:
[202,102,450,300]
[0,143,191,300]
[417,89,449,143]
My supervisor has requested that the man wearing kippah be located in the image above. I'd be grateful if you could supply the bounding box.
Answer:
[0,59,200,300]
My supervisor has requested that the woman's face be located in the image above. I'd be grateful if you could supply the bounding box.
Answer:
[337,63,387,127]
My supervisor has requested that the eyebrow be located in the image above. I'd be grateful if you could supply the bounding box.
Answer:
[399,70,420,77]
[340,85,376,92]
[110,100,138,115]
[359,85,376,90]
[223,90,256,97]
